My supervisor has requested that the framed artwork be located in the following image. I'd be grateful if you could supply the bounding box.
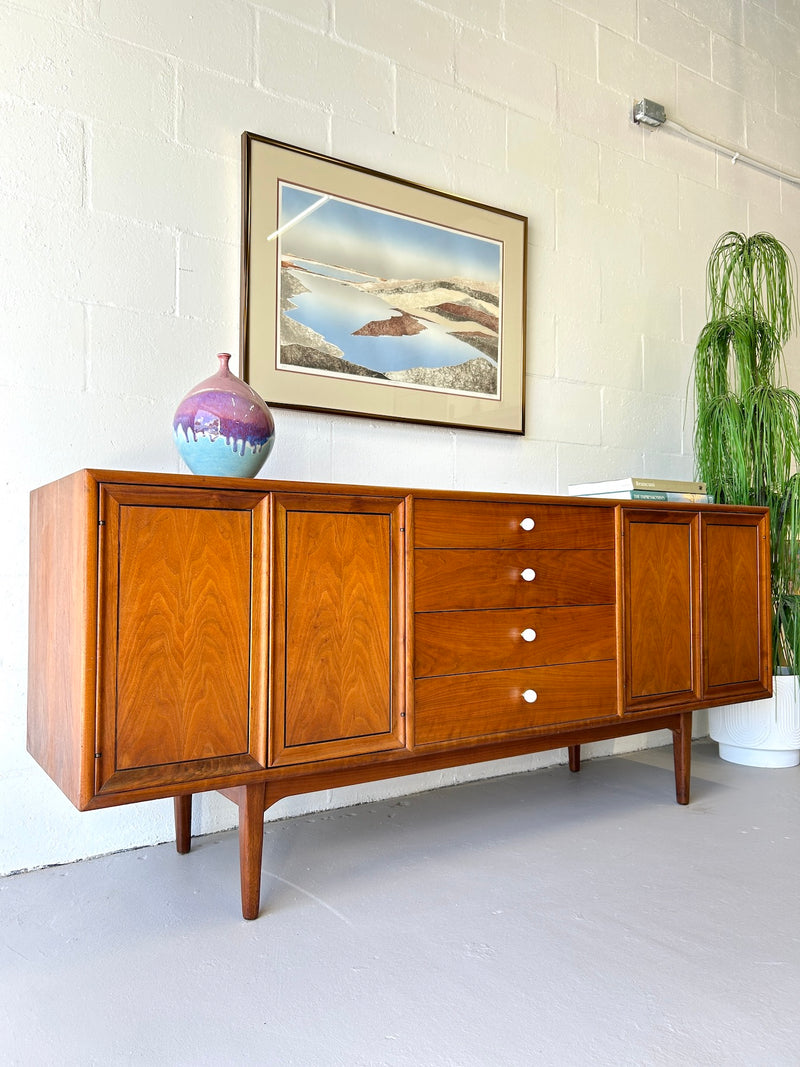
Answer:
[240,132,527,433]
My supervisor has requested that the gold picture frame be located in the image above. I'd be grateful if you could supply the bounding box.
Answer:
[240,132,527,433]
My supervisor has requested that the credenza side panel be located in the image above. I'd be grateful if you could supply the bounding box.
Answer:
[27,471,98,809]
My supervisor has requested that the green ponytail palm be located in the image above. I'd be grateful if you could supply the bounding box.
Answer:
[693,231,800,672]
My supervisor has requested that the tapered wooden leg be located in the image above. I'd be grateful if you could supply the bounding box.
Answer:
[238,783,268,920]
[568,745,581,772]
[672,712,692,805]
[174,794,192,854]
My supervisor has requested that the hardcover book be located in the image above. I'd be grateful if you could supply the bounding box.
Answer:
[568,477,707,496]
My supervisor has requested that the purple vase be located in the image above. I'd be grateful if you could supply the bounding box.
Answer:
[173,353,276,477]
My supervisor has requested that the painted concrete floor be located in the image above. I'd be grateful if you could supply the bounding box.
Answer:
[2,742,798,1066]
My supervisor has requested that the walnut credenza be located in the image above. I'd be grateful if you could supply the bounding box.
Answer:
[27,470,772,918]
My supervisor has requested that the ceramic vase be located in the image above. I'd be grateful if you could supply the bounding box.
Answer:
[709,673,800,768]
[173,352,276,478]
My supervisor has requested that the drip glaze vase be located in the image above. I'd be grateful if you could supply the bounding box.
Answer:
[173,352,276,478]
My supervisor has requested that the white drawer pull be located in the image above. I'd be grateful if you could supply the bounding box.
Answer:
[521,568,536,582]
[523,689,538,703]
[520,517,535,531]
[521,628,537,642]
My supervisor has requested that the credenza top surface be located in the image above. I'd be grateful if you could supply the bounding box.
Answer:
[38,468,769,515]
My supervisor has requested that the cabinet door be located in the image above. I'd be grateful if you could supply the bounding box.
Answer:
[701,512,771,702]
[95,483,269,795]
[622,509,701,711]
[270,494,406,766]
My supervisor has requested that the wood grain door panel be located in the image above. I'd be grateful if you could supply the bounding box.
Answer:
[271,494,406,766]
[414,605,616,677]
[415,549,615,611]
[702,513,771,699]
[415,661,617,745]
[414,499,614,549]
[96,483,269,794]
[116,505,251,767]
[622,510,700,710]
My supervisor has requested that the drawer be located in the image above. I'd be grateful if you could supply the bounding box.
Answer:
[414,661,617,745]
[414,499,614,550]
[415,549,615,611]
[414,605,616,678]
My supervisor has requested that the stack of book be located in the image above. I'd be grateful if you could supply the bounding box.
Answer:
[567,477,711,503]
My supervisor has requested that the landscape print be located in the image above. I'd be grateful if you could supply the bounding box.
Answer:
[276,182,504,398]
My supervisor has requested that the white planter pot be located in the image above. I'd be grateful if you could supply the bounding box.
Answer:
[709,674,800,768]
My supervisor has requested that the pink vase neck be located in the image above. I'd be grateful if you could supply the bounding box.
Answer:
[216,352,232,375]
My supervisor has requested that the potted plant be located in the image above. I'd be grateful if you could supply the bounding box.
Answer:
[693,230,800,766]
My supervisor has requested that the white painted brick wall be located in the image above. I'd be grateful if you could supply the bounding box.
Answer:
[505,0,596,74]
[744,4,800,77]
[331,116,454,189]
[177,232,241,323]
[642,123,717,187]
[179,66,330,159]
[639,0,712,76]
[642,335,694,398]
[396,71,507,164]
[335,0,458,81]
[559,72,638,154]
[597,28,677,111]
[712,36,775,109]
[251,0,330,31]
[508,115,599,200]
[602,387,683,452]
[3,0,800,875]
[456,29,558,122]
[427,0,503,32]
[92,125,240,240]
[0,97,84,206]
[677,0,744,48]
[566,0,636,41]
[775,68,800,120]
[678,177,749,250]
[90,0,256,80]
[256,25,394,129]
[747,101,800,171]
[528,377,602,445]
[717,153,782,212]
[0,10,176,132]
[677,68,747,146]
[557,318,643,391]
[598,148,680,228]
